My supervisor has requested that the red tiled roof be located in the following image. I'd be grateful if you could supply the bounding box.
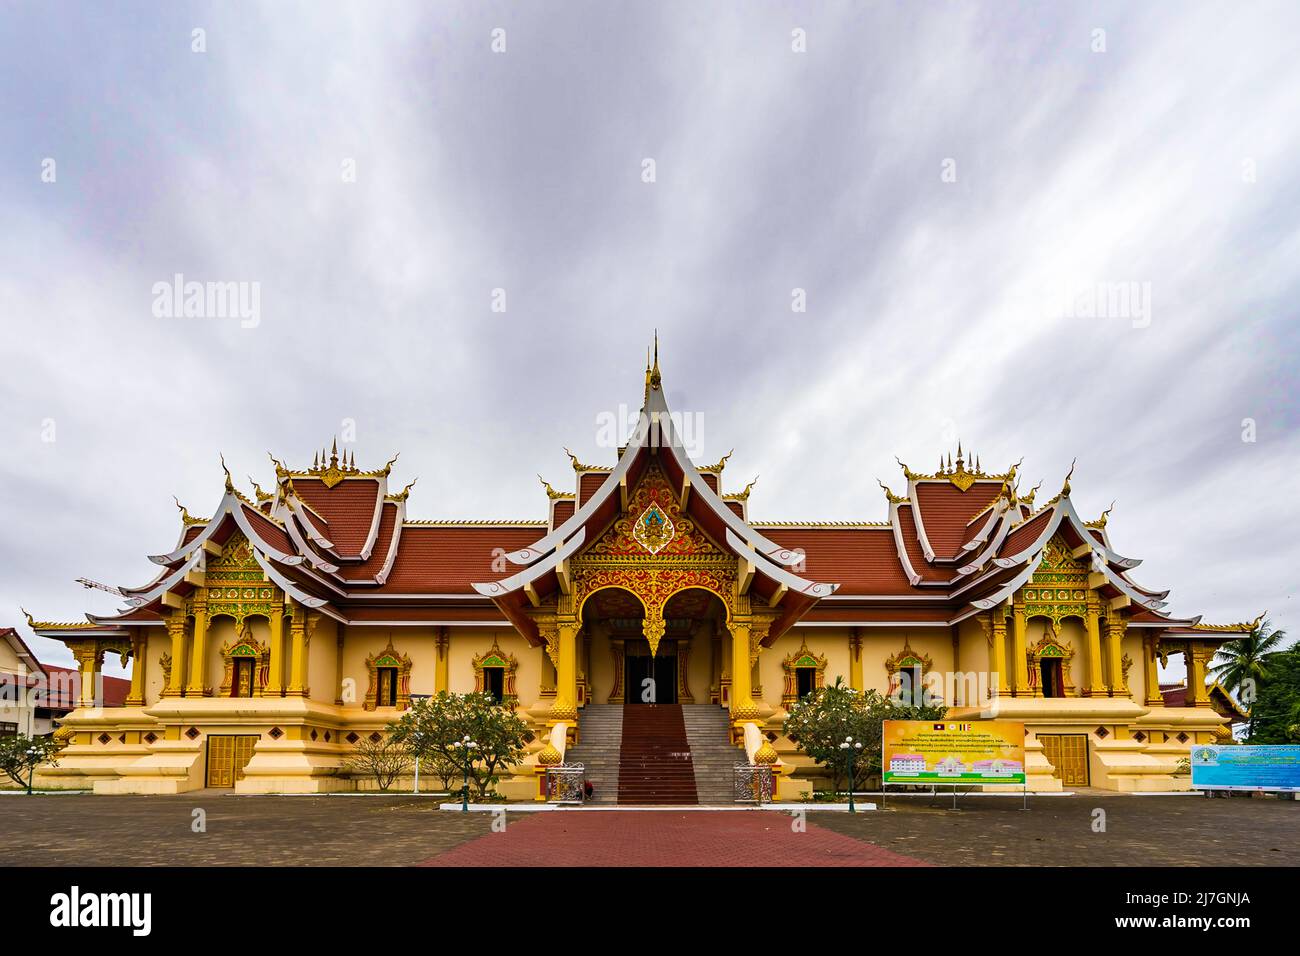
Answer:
[913,481,1004,559]
[764,528,915,594]
[552,499,575,527]
[242,505,294,555]
[999,509,1053,557]
[895,506,949,582]
[292,478,383,556]
[577,473,605,508]
[38,664,130,709]
[339,502,399,581]
[380,526,546,593]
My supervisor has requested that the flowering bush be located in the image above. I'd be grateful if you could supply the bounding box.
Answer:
[0,733,65,794]
[388,691,531,799]
[784,677,946,792]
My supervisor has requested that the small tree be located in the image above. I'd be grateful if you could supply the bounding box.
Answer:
[784,677,946,794]
[346,734,412,792]
[389,691,531,799]
[0,734,65,794]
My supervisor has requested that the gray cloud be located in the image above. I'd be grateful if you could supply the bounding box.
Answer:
[2,1,1297,676]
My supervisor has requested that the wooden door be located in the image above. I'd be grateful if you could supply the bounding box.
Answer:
[206,735,259,787]
[233,736,257,781]
[206,735,235,787]
[1040,734,1089,786]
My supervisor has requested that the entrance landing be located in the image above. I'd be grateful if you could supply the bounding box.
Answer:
[420,810,929,867]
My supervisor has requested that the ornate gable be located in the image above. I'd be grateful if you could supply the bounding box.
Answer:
[1019,534,1092,624]
[582,461,727,560]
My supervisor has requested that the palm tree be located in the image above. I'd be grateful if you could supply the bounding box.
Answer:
[1209,618,1287,740]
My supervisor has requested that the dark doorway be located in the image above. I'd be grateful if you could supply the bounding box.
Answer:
[484,667,505,703]
[1040,658,1064,698]
[626,651,677,704]
[796,667,817,699]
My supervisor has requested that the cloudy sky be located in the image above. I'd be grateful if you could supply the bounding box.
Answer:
[2,1,1297,674]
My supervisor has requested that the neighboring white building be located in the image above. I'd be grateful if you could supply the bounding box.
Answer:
[1,627,45,737]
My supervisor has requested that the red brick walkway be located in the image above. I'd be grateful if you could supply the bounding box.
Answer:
[421,810,929,867]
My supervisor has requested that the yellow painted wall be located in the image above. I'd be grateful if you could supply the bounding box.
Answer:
[307,617,338,703]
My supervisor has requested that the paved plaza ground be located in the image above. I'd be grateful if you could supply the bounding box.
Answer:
[1,792,1295,867]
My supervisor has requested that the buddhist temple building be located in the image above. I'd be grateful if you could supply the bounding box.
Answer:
[23,345,1261,798]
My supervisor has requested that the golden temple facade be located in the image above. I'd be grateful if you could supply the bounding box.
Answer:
[23,349,1257,798]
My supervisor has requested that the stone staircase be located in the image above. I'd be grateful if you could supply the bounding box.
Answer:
[567,703,745,805]
[682,704,746,804]
[617,705,698,805]
[566,704,623,804]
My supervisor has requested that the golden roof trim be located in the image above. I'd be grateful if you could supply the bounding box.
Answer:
[563,448,611,473]
[1190,613,1266,633]
[752,520,892,529]
[538,475,575,500]
[724,476,758,502]
[21,608,98,631]
[403,519,548,527]
[700,449,734,474]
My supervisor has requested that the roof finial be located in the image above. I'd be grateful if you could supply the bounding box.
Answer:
[877,478,906,505]
[220,454,234,493]
[647,330,662,391]
[1061,457,1077,496]
[249,476,272,504]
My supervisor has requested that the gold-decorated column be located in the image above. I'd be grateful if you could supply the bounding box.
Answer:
[186,595,210,697]
[163,613,186,697]
[74,644,102,708]
[1105,617,1126,696]
[728,621,759,721]
[126,635,147,707]
[1084,604,1105,697]
[550,620,579,720]
[1143,635,1163,706]
[265,599,285,697]
[1186,644,1210,706]
[286,603,312,697]
[1010,603,1029,695]
[435,627,450,694]
[989,611,1008,698]
[849,628,864,691]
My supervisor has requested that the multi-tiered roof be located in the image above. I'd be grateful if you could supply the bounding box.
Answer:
[26,349,1259,643]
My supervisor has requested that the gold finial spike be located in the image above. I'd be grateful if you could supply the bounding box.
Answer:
[1061,457,1077,496]
[220,454,234,493]
[312,451,319,469]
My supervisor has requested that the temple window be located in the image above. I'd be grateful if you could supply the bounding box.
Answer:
[363,641,413,711]
[781,639,828,708]
[232,658,256,698]
[376,666,398,707]
[1039,656,1065,698]
[483,667,505,703]
[884,641,935,706]
[472,640,519,702]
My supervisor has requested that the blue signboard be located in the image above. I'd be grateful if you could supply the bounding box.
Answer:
[1190,744,1300,792]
